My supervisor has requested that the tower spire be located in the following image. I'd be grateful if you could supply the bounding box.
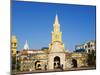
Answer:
[24,40,29,50]
[52,14,62,43]
[54,14,59,24]
[53,14,60,33]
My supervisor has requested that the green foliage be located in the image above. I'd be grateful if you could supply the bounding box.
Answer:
[12,55,16,71]
[12,55,21,72]
[87,51,96,66]
[41,47,49,50]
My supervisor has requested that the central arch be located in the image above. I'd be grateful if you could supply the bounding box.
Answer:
[54,56,60,69]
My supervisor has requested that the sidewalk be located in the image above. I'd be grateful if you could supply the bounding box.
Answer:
[16,66,96,74]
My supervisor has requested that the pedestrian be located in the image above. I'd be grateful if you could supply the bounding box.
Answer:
[45,65,47,70]
[60,64,63,71]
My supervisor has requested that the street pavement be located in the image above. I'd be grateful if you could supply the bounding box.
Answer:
[15,66,96,75]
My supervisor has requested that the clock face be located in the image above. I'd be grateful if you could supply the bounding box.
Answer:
[51,42,63,52]
[55,34,60,41]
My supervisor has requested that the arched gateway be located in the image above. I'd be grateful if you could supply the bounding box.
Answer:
[72,59,77,68]
[54,56,60,69]
[35,61,41,70]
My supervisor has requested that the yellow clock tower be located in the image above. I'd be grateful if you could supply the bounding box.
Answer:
[48,14,66,70]
[49,14,65,53]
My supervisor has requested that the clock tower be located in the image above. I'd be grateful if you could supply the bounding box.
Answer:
[48,14,66,70]
[49,14,65,53]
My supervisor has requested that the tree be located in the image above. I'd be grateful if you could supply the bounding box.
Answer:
[12,55,16,71]
[87,50,96,66]
[41,47,48,50]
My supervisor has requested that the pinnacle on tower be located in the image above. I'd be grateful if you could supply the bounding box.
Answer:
[53,14,60,33]
[24,40,29,50]
[54,14,59,24]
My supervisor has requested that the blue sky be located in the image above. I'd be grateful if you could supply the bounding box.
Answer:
[12,1,96,51]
